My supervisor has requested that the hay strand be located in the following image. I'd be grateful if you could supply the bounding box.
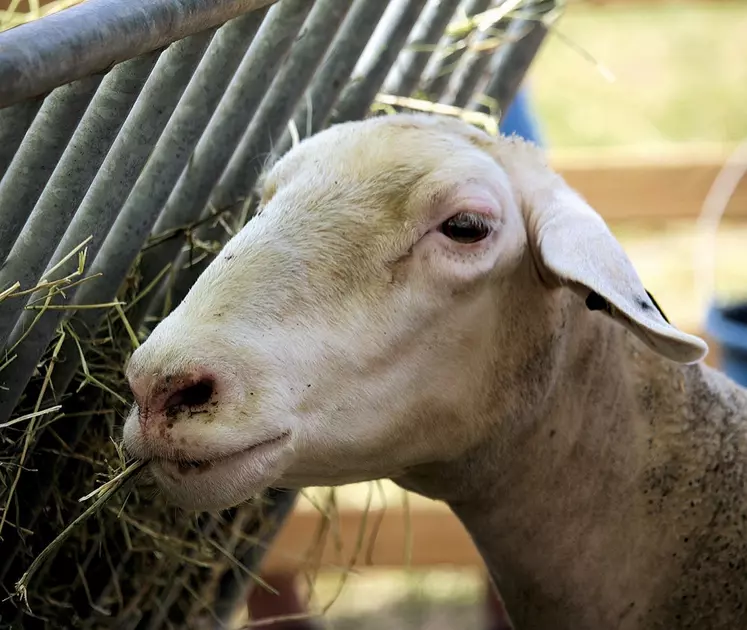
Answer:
[15,459,146,607]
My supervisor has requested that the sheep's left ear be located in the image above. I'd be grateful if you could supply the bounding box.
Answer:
[526,178,708,364]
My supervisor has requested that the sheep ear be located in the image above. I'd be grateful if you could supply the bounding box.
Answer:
[528,182,708,364]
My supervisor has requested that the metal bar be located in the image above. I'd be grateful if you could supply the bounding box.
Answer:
[0,97,43,177]
[208,0,352,217]
[0,17,271,572]
[446,23,502,108]
[46,8,270,399]
[212,489,299,626]
[0,76,103,266]
[0,0,557,624]
[0,0,280,107]
[46,32,214,286]
[0,32,215,425]
[418,0,492,101]
[158,0,353,313]
[127,0,314,331]
[0,52,159,353]
[275,0,392,154]
[471,2,555,116]
[331,0,430,123]
[0,9,272,579]
[382,0,463,97]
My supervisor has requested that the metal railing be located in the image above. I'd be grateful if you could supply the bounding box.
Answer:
[0,0,556,626]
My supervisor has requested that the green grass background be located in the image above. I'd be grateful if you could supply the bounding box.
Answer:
[531,1,747,149]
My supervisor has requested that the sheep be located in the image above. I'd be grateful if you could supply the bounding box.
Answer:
[122,113,747,630]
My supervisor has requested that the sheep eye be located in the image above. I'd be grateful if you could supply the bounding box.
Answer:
[439,213,491,244]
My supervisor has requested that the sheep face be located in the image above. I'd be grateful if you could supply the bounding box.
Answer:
[122,115,534,510]
[122,114,706,511]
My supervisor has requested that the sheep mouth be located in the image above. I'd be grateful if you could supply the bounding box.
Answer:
[156,432,291,477]
[175,459,214,474]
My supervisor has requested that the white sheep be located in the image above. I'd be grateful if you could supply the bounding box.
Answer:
[123,113,747,630]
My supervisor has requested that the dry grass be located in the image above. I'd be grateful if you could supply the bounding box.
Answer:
[0,0,84,32]
[0,137,383,629]
[0,245,286,626]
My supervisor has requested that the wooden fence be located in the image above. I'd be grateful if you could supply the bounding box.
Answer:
[555,150,747,222]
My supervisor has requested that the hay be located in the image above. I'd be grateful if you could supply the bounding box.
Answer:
[0,0,85,32]
[0,240,299,628]
[0,1,566,627]
[373,0,566,122]
[372,93,501,135]
[0,199,408,627]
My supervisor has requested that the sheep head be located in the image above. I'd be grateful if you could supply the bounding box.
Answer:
[122,114,706,511]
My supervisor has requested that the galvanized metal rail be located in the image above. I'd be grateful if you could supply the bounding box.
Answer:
[0,0,556,626]
[0,0,280,107]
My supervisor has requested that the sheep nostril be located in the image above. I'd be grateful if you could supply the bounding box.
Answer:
[164,379,214,413]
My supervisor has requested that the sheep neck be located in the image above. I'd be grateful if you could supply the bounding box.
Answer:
[395,304,747,630]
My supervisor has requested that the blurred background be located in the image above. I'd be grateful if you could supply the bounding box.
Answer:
[2,0,746,628]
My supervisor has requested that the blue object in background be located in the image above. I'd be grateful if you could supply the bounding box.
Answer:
[706,303,747,386]
[498,86,543,147]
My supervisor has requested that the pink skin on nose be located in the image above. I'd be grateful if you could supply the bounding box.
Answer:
[128,371,217,433]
